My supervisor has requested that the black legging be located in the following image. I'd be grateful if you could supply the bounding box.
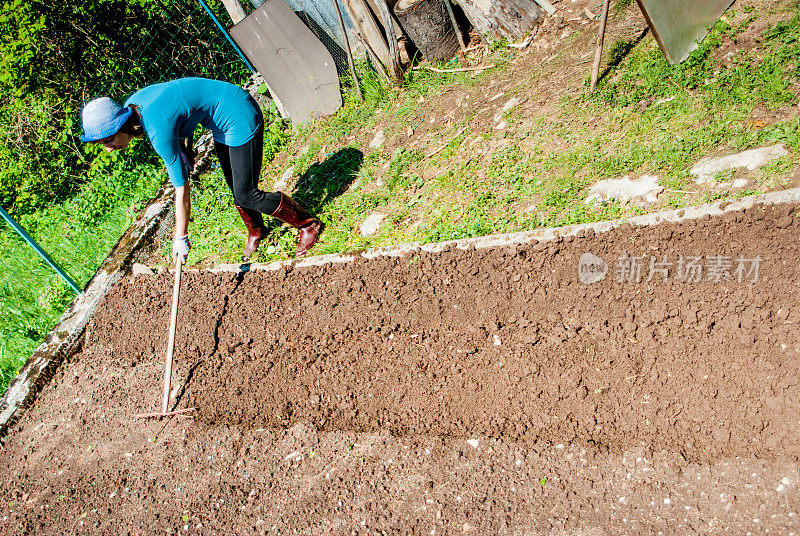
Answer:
[214,124,281,214]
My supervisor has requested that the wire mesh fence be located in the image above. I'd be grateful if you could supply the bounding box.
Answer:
[285,0,358,76]
[85,0,252,102]
[83,0,365,104]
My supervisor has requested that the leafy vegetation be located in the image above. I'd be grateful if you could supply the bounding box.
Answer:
[0,145,163,389]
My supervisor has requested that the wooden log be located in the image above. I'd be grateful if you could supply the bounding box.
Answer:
[455,0,542,42]
[412,63,493,73]
[394,0,459,62]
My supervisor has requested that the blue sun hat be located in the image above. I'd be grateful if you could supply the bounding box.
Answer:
[80,97,133,142]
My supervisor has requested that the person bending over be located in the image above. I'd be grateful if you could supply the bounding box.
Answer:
[79,77,323,264]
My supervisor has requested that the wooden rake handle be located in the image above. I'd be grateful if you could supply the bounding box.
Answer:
[162,259,183,414]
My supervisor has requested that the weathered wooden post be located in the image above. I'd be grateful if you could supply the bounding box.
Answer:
[444,0,467,53]
[365,0,412,64]
[221,0,247,23]
[590,0,610,92]
[342,0,406,83]
[343,0,392,70]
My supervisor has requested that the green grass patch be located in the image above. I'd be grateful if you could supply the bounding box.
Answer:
[190,7,797,267]
[0,143,163,392]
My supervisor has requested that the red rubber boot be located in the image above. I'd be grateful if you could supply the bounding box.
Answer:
[235,205,269,262]
[270,192,323,256]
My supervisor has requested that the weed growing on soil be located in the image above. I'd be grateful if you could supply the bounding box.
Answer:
[613,0,634,11]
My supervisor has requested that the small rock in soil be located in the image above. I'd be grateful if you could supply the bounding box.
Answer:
[274,166,293,190]
[132,263,153,276]
[369,130,385,149]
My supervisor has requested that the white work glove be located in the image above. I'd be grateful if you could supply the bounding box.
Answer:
[172,235,191,264]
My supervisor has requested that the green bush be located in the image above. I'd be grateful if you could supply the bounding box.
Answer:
[0,0,45,98]
[0,94,84,215]
[0,143,164,394]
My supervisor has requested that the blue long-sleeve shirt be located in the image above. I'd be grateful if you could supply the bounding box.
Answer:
[125,78,262,187]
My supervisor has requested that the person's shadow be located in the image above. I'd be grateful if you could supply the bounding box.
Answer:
[291,147,363,212]
[250,147,363,259]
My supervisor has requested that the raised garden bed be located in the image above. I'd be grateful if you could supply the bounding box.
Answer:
[1,197,799,534]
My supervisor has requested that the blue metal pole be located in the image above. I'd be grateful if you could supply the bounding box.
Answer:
[0,206,82,295]
[197,0,257,73]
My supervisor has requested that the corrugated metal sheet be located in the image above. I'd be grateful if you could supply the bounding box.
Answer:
[230,0,342,126]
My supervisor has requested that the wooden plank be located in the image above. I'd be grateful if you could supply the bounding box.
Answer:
[343,0,392,68]
[221,0,247,23]
[372,0,404,80]
[364,0,410,63]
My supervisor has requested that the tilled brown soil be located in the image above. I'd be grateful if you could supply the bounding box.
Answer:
[2,203,800,535]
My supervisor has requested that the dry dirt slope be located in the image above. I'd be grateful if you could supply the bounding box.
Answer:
[0,202,799,534]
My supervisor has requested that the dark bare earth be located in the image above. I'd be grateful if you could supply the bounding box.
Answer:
[1,202,799,535]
